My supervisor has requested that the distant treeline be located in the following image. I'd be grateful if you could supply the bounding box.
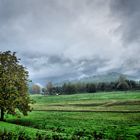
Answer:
[30,76,140,95]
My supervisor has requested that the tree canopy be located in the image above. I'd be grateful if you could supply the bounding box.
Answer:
[0,51,32,121]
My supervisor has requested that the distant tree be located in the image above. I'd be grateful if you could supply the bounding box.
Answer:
[46,82,53,95]
[137,81,140,90]
[31,84,41,94]
[117,75,129,91]
[97,82,106,91]
[110,82,116,90]
[127,80,137,89]
[75,82,86,93]
[62,83,77,94]
[42,87,47,95]
[0,51,32,121]
[53,86,63,95]
[86,83,96,93]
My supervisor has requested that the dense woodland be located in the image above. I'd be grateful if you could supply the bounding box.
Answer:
[30,76,140,95]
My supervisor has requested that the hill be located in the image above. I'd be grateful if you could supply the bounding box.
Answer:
[77,72,137,83]
[55,72,137,86]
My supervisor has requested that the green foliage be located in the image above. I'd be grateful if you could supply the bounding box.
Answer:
[0,129,32,140]
[117,75,130,90]
[46,82,54,95]
[4,111,140,140]
[0,51,32,120]
[46,79,140,95]
[62,83,77,94]
[86,83,96,93]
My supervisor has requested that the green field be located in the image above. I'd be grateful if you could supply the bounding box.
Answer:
[0,91,140,139]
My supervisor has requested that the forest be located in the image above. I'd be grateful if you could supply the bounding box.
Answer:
[30,76,140,95]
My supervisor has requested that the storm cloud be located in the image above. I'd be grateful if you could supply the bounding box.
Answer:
[110,0,140,43]
[0,0,140,84]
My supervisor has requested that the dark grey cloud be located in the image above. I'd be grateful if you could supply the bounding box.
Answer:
[110,0,140,43]
[109,0,140,77]
[0,0,140,85]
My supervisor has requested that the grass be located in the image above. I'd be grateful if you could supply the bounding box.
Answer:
[31,91,140,112]
[6,111,140,139]
[31,91,140,104]
[0,121,69,139]
[0,121,46,137]
[0,91,140,139]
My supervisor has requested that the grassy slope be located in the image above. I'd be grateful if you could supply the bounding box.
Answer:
[0,121,46,137]
[0,91,140,139]
[31,91,140,111]
[6,111,140,139]
[31,91,140,104]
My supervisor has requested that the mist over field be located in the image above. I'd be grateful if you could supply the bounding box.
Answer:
[0,0,140,84]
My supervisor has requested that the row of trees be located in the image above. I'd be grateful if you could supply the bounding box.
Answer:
[30,76,140,95]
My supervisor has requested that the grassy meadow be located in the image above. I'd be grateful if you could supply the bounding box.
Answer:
[0,91,140,139]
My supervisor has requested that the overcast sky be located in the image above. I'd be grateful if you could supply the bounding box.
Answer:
[0,0,140,84]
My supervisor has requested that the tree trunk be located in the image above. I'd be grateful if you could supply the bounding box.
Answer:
[0,108,4,121]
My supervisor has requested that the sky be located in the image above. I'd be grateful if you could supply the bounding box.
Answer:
[0,0,140,84]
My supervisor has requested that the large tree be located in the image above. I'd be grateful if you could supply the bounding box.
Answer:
[0,51,32,121]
